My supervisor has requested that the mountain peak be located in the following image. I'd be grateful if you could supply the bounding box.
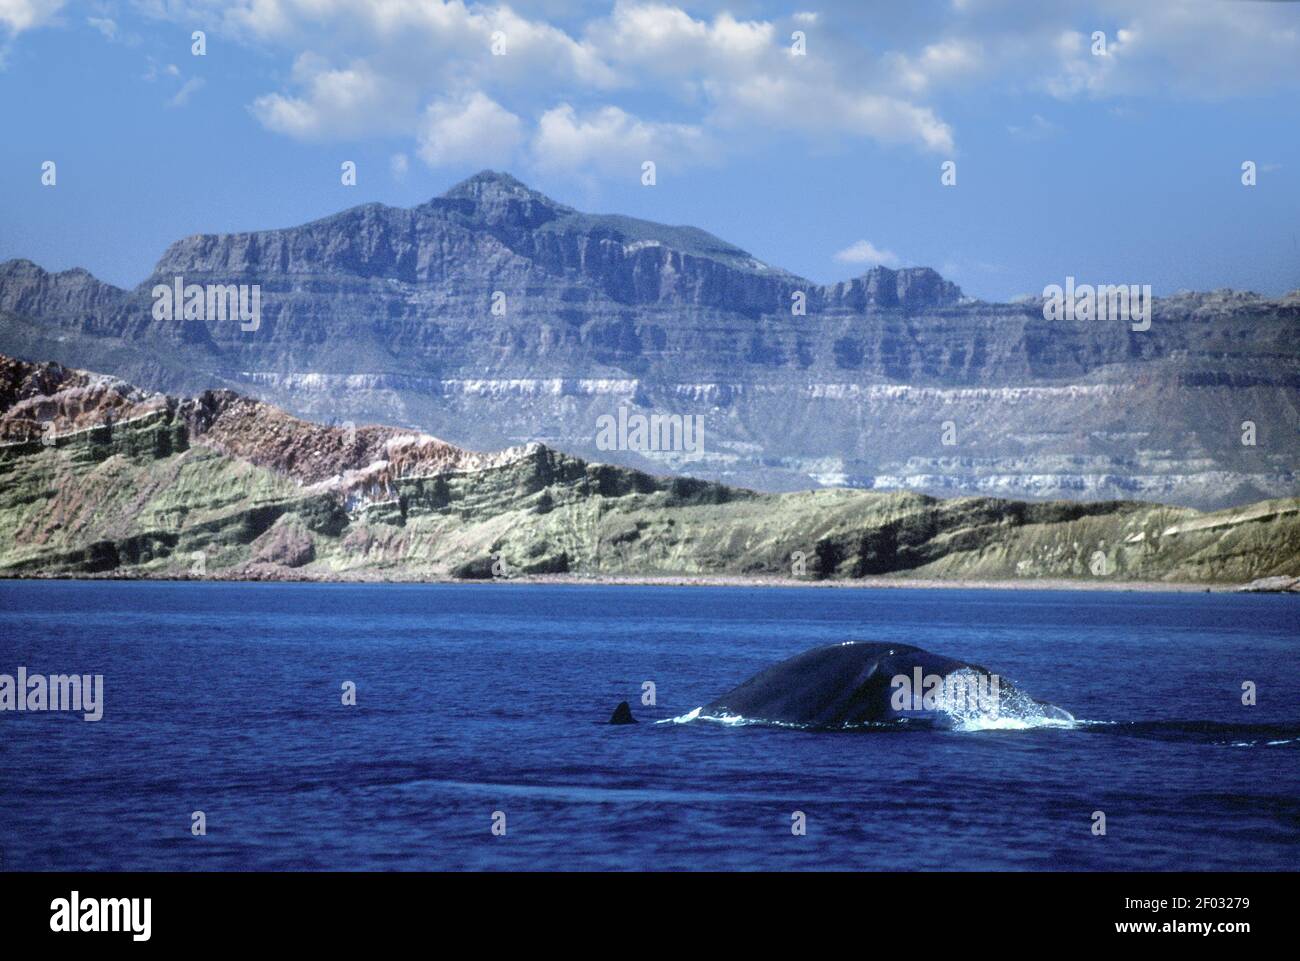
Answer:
[435,170,568,229]
[441,170,558,205]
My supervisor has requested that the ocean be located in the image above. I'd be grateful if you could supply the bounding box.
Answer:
[0,580,1296,870]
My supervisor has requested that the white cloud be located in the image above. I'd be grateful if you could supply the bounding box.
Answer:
[887,39,982,94]
[67,0,1300,179]
[167,76,204,107]
[1007,113,1061,141]
[1043,28,1126,99]
[417,91,524,168]
[587,4,954,153]
[532,103,714,177]
[148,1,961,161]
[142,60,180,82]
[390,152,409,180]
[721,72,955,154]
[251,54,412,140]
[208,0,617,89]
[0,0,62,33]
[483,4,617,89]
[1007,4,1300,101]
[834,240,901,268]
[587,3,774,75]
[87,15,116,40]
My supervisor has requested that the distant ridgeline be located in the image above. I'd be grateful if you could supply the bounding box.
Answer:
[1,355,1296,585]
[1,171,1297,509]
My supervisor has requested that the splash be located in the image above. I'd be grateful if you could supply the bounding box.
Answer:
[660,670,1081,733]
[930,668,1078,732]
[661,708,839,730]
[660,708,803,728]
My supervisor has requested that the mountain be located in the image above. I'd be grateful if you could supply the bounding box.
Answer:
[1,170,1296,509]
[2,354,1295,584]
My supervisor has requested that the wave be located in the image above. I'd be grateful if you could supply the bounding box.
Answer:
[659,708,871,730]
[1078,720,1300,747]
[659,707,1076,733]
[662,710,1299,744]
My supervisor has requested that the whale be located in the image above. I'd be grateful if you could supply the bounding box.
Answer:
[609,701,637,725]
[618,641,1073,729]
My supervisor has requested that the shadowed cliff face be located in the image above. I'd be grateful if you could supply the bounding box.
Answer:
[1,355,1295,585]
[0,170,1296,508]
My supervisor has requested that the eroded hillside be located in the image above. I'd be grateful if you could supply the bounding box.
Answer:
[1,355,1296,584]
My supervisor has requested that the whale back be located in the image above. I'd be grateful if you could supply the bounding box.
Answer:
[702,641,1002,727]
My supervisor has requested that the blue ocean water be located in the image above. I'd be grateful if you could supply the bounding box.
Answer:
[0,580,1296,871]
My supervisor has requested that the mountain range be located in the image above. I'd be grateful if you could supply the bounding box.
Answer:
[1,354,1296,585]
[0,170,1296,509]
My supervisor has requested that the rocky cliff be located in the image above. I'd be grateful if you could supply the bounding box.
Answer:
[2,355,1295,585]
[1,171,1295,508]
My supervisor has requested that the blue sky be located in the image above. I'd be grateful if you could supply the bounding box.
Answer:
[2,0,1298,301]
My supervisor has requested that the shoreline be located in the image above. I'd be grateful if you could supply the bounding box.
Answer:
[0,571,1274,593]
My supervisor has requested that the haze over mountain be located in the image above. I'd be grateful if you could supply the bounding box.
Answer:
[0,170,1296,510]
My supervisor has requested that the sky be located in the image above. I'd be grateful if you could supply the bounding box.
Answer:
[1,0,1298,301]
